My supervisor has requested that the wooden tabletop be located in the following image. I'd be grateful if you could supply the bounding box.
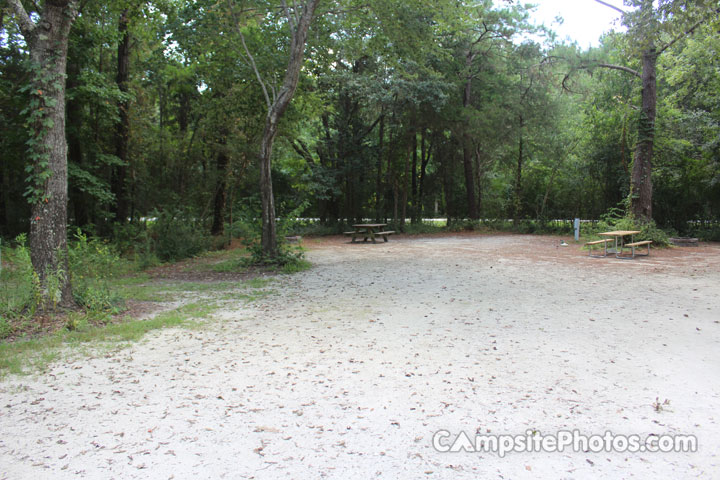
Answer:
[598,230,641,236]
[352,224,387,228]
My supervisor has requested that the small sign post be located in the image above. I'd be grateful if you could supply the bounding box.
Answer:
[574,218,580,242]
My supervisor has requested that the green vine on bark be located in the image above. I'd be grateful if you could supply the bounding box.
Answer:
[19,57,63,205]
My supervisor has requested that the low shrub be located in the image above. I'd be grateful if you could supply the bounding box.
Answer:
[0,316,12,339]
[686,222,720,242]
[401,221,445,235]
[150,209,210,262]
[583,208,671,246]
[68,230,128,313]
[0,234,39,317]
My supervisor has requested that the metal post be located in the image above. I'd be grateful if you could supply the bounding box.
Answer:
[574,218,580,242]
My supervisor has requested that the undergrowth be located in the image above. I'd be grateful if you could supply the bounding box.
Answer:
[582,208,671,246]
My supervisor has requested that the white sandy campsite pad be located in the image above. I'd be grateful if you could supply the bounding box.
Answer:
[2,234,720,479]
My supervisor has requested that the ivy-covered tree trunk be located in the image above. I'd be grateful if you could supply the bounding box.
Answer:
[7,0,78,309]
[630,48,656,221]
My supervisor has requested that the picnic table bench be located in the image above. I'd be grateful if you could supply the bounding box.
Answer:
[584,238,614,257]
[618,240,652,259]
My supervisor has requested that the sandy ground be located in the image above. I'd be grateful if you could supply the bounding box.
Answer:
[1,234,720,479]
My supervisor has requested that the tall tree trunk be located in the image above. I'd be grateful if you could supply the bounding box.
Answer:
[0,3,9,230]
[540,165,560,219]
[66,55,88,227]
[393,181,399,227]
[462,71,478,219]
[252,0,317,257]
[401,145,409,231]
[461,138,477,220]
[513,116,524,222]
[418,131,431,222]
[112,9,131,224]
[211,149,229,236]
[441,141,454,226]
[630,47,656,221]
[385,128,395,223]
[411,131,418,224]
[8,0,78,309]
[375,113,384,221]
[1,155,10,230]
[474,148,484,218]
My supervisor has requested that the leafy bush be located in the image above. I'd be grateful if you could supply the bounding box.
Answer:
[584,208,671,246]
[285,222,344,236]
[109,221,162,270]
[68,230,128,313]
[0,316,12,339]
[150,209,210,262]
[446,219,482,232]
[0,234,40,317]
[244,236,307,269]
[402,221,445,235]
[686,222,720,242]
[226,201,311,270]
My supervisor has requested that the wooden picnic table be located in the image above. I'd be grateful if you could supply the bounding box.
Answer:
[345,223,395,243]
[598,230,641,257]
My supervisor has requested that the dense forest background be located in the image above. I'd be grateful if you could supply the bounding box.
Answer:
[1,0,719,243]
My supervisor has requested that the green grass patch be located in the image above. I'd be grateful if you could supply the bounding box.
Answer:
[400,221,446,235]
[279,258,312,274]
[0,301,216,378]
[0,275,277,377]
[210,259,248,273]
[244,277,273,288]
[113,279,255,301]
[180,247,250,273]
[196,247,248,259]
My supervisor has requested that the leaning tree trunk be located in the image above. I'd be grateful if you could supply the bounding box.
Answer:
[630,47,656,221]
[256,0,318,257]
[8,0,78,309]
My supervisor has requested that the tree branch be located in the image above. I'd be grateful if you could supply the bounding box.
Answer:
[281,0,297,32]
[597,62,641,77]
[562,62,639,93]
[355,114,383,142]
[227,0,272,109]
[657,7,720,56]
[291,139,316,165]
[593,0,626,15]
[6,0,36,38]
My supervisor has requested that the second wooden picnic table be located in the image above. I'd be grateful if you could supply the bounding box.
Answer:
[347,223,394,243]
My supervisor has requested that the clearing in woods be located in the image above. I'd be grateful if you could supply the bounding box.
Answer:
[1,234,719,479]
